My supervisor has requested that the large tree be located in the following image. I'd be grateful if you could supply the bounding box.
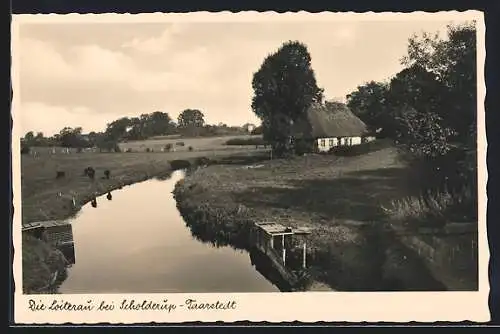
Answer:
[346,81,390,135]
[251,40,323,157]
[177,109,205,136]
[105,117,132,141]
[58,126,88,148]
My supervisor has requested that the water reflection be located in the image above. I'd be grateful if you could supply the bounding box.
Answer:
[177,207,313,292]
[60,242,76,266]
[58,170,279,293]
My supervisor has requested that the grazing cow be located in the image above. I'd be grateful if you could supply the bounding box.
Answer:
[91,197,97,208]
[106,192,112,201]
[56,171,65,179]
[84,167,95,180]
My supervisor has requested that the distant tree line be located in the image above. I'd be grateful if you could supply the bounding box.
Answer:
[21,109,258,152]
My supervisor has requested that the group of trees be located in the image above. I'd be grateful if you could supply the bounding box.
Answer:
[250,22,477,194]
[346,22,476,192]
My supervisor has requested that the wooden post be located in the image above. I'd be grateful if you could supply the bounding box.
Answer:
[282,234,286,266]
[302,242,307,269]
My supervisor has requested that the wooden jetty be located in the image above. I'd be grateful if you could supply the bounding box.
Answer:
[253,221,312,268]
[251,221,312,289]
[22,220,75,264]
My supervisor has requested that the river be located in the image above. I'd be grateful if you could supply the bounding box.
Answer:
[58,170,279,293]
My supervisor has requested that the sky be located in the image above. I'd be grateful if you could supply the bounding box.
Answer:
[16,17,466,136]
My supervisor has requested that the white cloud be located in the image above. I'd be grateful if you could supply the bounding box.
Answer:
[18,102,111,136]
[121,24,185,55]
[17,20,457,134]
[19,38,73,81]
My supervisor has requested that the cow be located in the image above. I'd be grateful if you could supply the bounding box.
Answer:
[84,167,96,180]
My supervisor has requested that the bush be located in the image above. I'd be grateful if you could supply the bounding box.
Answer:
[188,146,194,151]
[382,185,476,227]
[145,148,151,152]
[195,157,211,166]
[170,159,191,170]
[251,126,263,135]
[329,139,390,157]
[225,137,267,146]
[164,143,173,152]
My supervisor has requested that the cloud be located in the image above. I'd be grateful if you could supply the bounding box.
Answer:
[18,102,111,136]
[17,20,457,135]
[121,24,186,55]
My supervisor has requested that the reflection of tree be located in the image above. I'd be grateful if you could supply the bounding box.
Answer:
[181,215,247,251]
[176,202,314,292]
[154,172,174,181]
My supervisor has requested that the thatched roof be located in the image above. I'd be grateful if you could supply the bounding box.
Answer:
[292,102,368,139]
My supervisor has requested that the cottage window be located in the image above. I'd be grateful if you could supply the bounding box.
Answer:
[320,139,326,147]
[329,139,334,146]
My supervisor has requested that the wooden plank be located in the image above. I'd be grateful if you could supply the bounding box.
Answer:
[41,220,71,228]
[293,227,312,235]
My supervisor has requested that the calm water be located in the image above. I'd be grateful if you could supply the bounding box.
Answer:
[58,170,279,293]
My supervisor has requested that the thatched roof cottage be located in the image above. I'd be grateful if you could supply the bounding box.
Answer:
[292,101,376,153]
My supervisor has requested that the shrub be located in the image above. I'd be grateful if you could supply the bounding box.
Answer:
[195,157,211,167]
[145,148,151,152]
[188,146,194,151]
[329,139,390,157]
[225,137,268,146]
[164,143,173,152]
[382,185,476,227]
[170,159,191,170]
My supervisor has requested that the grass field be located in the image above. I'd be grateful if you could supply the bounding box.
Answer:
[174,141,478,291]
[120,135,262,152]
[20,136,267,293]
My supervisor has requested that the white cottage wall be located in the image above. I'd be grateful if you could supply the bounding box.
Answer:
[316,136,363,152]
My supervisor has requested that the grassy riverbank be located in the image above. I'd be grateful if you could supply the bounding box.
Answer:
[173,144,478,291]
[21,147,266,293]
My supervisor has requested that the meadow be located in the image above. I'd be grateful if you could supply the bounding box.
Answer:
[20,135,477,293]
[174,140,478,291]
[119,134,262,152]
[20,135,267,293]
